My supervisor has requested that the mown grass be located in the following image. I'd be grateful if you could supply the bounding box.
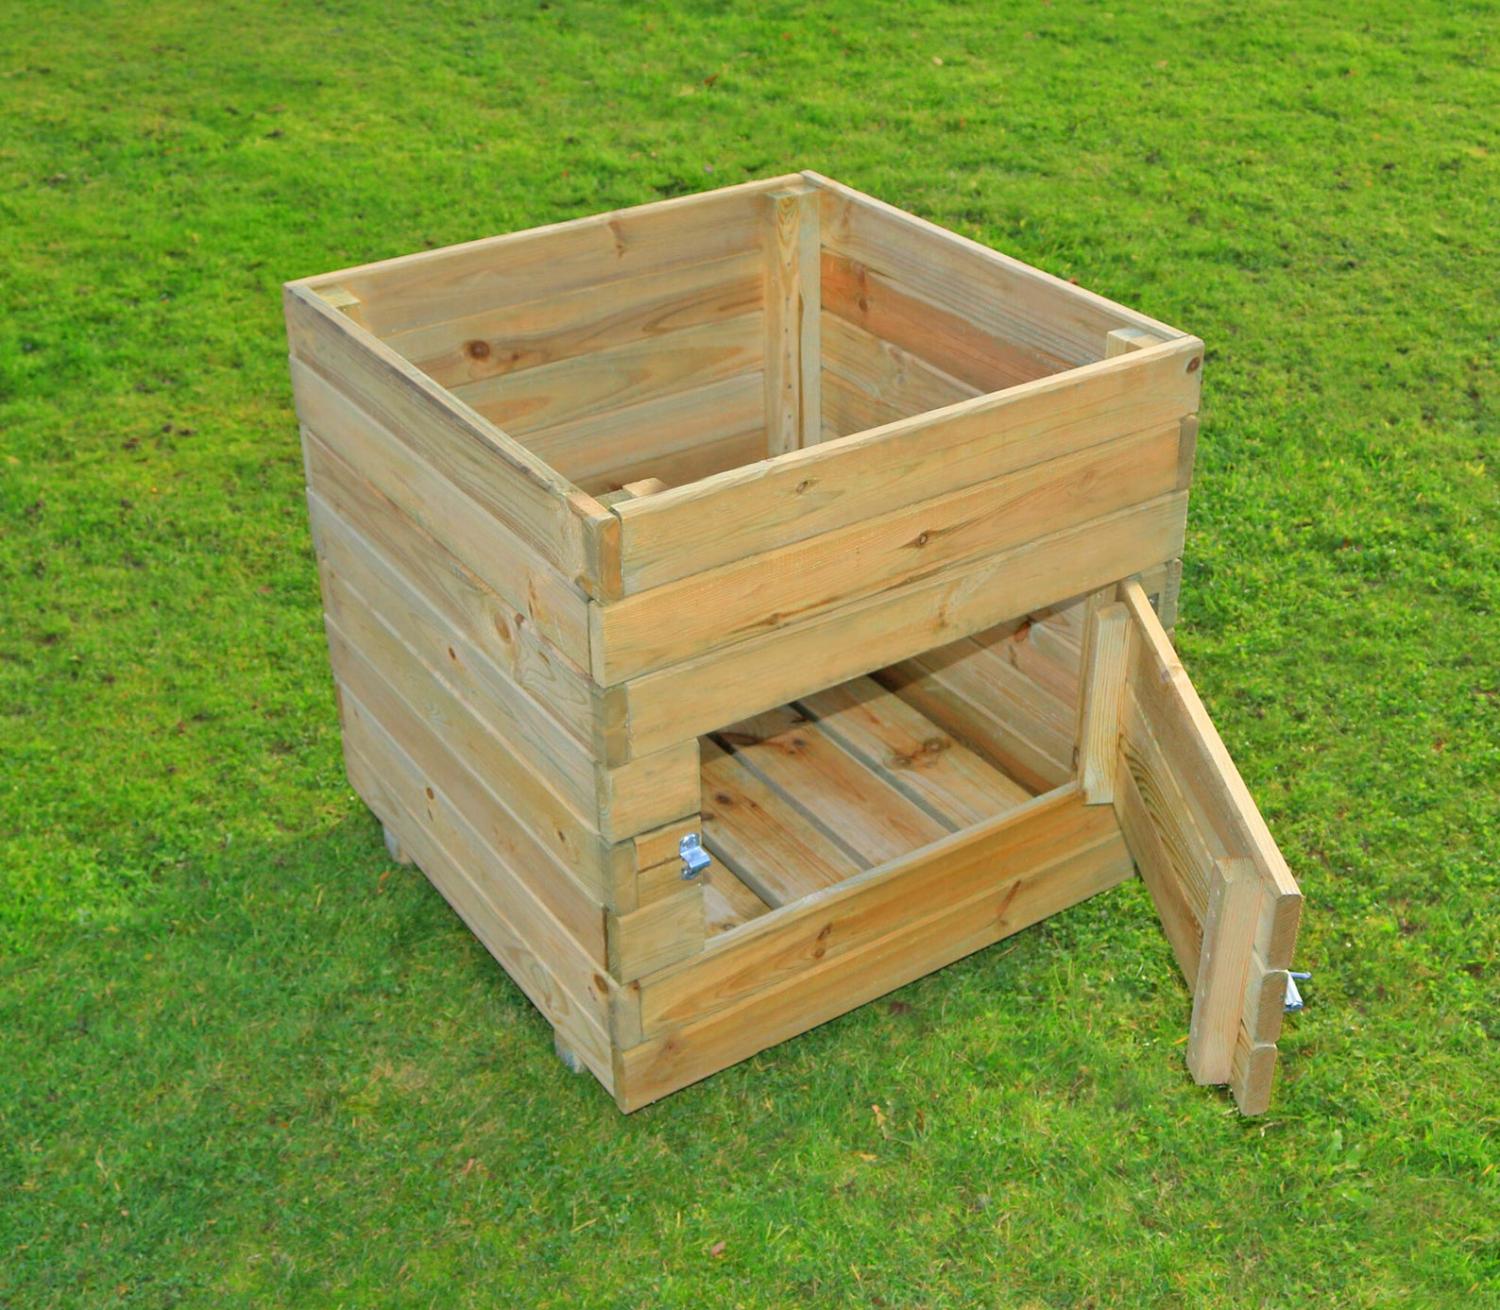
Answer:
[2,1,1496,1305]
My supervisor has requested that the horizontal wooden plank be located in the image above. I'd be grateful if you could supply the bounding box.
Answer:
[458,313,764,437]
[623,787,1134,1103]
[717,706,949,865]
[295,174,803,337]
[387,250,762,389]
[797,677,1031,826]
[821,311,982,426]
[310,494,603,825]
[286,285,599,590]
[820,366,903,441]
[640,783,1114,1032]
[618,492,1189,757]
[703,865,771,937]
[302,431,600,745]
[806,171,1186,369]
[519,372,764,487]
[878,639,1072,795]
[700,738,862,906]
[823,252,1054,392]
[608,883,705,983]
[292,359,592,668]
[594,423,1183,681]
[342,717,615,1086]
[611,335,1201,593]
[324,608,625,904]
[339,682,606,961]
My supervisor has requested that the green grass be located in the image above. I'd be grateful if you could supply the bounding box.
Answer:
[2,1,1496,1304]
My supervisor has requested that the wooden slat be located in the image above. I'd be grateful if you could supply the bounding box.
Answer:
[285,286,597,589]
[387,251,761,388]
[457,314,763,438]
[296,174,803,337]
[624,788,1133,1099]
[302,430,598,745]
[700,739,862,906]
[823,251,1054,392]
[338,680,606,962]
[797,677,1031,826]
[1187,859,1262,1085]
[764,187,821,454]
[519,372,763,488]
[608,884,705,983]
[718,706,947,865]
[880,633,1077,795]
[618,492,1189,758]
[702,866,771,937]
[292,359,591,668]
[611,336,1201,594]
[640,783,1116,1031]
[309,495,599,819]
[820,312,981,428]
[323,608,627,905]
[976,612,1083,708]
[341,707,615,1085]
[820,367,904,439]
[1077,602,1131,803]
[806,171,1185,370]
[593,424,1182,682]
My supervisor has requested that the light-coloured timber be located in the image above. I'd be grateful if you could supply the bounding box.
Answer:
[764,186,821,454]
[608,335,1200,594]
[592,423,1182,683]
[616,492,1190,758]
[288,172,1300,1117]
[388,251,762,389]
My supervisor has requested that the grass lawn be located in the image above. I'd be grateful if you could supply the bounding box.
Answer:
[2,1,1496,1304]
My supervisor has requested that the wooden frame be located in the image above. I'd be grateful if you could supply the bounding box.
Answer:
[285,172,1301,1115]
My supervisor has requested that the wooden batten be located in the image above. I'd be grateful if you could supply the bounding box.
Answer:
[608,336,1202,594]
[616,492,1189,758]
[1076,602,1131,803]
[292,174,804,337]
[593,422,1182,684]
[764,185,822,455]
[618,786,1134,1109]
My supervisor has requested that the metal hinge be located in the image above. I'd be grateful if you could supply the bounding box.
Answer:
[679,832,712,880]
[1285,970,1311,1012]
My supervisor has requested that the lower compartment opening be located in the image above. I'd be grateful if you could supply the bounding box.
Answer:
[696,596,1087,937]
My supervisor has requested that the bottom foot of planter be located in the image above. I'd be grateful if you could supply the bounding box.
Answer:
[553,1031,586,1075]
[383,823,414,866]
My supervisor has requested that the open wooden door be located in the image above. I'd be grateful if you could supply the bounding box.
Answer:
[1077,580,1303,1114]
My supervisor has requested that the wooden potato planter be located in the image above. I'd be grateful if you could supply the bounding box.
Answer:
[285,173,1303,1114]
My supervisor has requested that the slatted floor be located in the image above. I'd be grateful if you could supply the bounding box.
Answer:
[698,599,1087,937]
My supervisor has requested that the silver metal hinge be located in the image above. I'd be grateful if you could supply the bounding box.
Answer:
[679,832,712,880]
[1285,971,1311,1012]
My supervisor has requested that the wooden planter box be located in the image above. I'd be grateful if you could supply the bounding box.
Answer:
[285,172,1303,1115]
